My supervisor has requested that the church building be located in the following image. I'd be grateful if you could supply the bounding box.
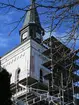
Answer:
[0,0,79,105]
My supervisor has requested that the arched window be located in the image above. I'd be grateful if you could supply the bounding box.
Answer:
[15,68,20,83]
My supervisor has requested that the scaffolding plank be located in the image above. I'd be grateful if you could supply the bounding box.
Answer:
[73,74,79,82]
[74,86,79,93]
[43,36,70,52]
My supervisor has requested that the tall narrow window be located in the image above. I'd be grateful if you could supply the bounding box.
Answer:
[15,68,20,84]
[15,68,21,93]
[40,69,43,82]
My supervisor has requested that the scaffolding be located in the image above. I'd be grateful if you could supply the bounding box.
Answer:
[11,36,79,105]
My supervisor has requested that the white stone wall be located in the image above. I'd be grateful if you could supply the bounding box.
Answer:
[1,39,50,84]
[31,40,50,81]
[1,40,31,84]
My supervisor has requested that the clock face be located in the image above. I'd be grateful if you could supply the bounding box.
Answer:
[36,32,41,39]
[22,32,28,39]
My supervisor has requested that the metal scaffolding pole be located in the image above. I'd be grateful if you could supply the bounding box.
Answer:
[61,73,64,105]
[72,80,75,105]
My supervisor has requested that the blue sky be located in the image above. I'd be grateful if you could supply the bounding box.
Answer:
[0,0,79,56]
[0,0,30,56]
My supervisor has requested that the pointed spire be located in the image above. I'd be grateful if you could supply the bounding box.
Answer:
[31,0,36,9]
[23,0,41,27]
[31,0,36,4]
[20,0,44,43]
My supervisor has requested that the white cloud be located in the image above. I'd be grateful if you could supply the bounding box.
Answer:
[44,32,79,50]
[7,11,15,15]
[0,10,15,24]
[0,15,12,23]
[0,32,20,49]
[0,36,9,47]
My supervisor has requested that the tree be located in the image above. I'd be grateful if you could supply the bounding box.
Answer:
[0,0,79,50]
[0,0,79,84]
[0,67,12,105]
[0,0,79,103]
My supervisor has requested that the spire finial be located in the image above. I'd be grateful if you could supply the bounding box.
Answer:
[31,0,36,4]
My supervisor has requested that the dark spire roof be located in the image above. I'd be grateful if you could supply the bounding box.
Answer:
[23,0,41,27]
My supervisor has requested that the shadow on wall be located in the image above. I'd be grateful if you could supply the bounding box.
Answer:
[75,99,79,105]
[0,68,12,105]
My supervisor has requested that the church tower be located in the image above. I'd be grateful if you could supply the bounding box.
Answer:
[20,0,44,43]
[1,0,49,86]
